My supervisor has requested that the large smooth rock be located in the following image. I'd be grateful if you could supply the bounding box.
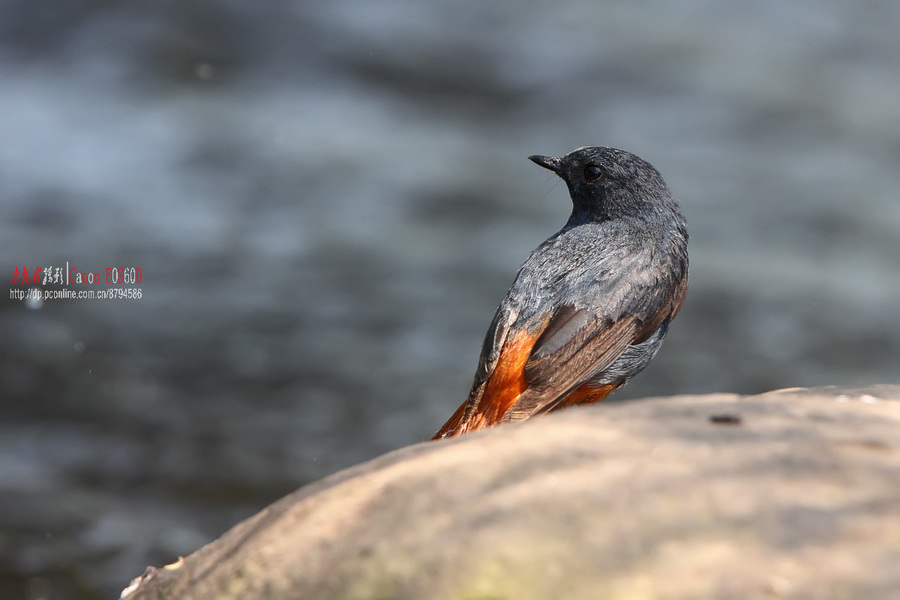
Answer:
[123,386,900,600]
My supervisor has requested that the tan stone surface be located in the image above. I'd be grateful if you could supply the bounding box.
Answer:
[123,386,900,600]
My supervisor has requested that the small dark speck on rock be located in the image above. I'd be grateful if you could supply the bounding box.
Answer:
[709,413,743,426]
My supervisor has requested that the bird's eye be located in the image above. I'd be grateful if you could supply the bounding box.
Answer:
[584,165,603,182]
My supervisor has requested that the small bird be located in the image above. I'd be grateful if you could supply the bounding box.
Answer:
[434,147,688,439]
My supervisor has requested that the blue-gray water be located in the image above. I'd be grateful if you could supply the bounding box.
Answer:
[2,1,899,598]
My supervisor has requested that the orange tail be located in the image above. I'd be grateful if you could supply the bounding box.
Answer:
[432,399,470,439]
[432,329,538,439]
[433,381,618,439]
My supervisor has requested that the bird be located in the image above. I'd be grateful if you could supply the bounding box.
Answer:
[433,146,688,439]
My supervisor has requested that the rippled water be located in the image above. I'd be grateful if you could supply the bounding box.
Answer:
[2,1,899,598]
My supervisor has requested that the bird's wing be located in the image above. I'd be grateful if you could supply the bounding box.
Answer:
[505,262,687,420]
[433,262,685,439]
[502,307,638,420]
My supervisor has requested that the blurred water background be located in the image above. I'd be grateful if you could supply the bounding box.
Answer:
[1,1,899,598]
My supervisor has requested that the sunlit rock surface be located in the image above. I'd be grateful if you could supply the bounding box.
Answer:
[124,386,900,600]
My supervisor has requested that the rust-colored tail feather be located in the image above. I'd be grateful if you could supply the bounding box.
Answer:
[432,399,469,439]
[433,329,539,439]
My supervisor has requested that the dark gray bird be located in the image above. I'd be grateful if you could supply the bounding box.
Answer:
[434,146,688,439]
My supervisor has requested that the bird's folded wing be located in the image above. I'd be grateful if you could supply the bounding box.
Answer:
[437,304,639,437]
[503,308,638,420]
[434,265,683,438]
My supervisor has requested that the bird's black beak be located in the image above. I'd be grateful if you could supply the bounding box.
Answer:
[528,154,563,174]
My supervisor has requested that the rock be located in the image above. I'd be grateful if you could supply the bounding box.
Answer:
[122,386,900,600]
